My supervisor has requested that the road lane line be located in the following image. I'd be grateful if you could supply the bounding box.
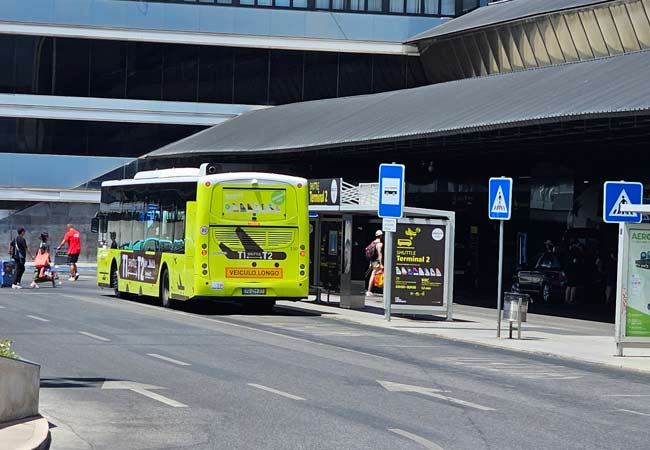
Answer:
[617,408,650,417]
[147,353,191,366]
[133,389,188,408]
[388,429,444,450]
[27,315,50,322]
[0,305,5,309]
[79,331,110,342]
[606,395,650,397]
[248,383,305,401]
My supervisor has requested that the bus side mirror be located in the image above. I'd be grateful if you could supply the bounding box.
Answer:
[91,217,99,233]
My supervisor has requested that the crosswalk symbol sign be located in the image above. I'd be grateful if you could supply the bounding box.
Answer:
[603,181,643,223]
[488,177,513,220]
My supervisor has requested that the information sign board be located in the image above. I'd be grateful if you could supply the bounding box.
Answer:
[391,223,446,307]
[308,178,341,206]
[378,164,405,218]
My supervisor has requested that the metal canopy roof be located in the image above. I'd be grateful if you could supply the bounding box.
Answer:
[406,0,615,43]
[145,49,650,159]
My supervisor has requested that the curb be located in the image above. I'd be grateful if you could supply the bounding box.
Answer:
[285,300,650,376]
[0,417,51,450]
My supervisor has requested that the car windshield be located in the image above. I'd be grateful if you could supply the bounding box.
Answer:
[536,253,562,270]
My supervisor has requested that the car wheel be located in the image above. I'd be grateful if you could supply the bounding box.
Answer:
[541,283,552,303]
[160,268,173,309]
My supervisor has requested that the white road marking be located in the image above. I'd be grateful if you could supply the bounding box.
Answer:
[102,381,187,408]
[147,353,191,366]
[0,305,6,309]
[606,394,650,397]
[378,380,495,412]
[79,331,110,342]
[617,408,650,417]
[248,383,305,401]
[389,429,444,450]
[441,358,583,380]
[27,315,50,322]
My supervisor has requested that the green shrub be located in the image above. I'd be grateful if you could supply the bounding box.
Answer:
[0,339,18,359]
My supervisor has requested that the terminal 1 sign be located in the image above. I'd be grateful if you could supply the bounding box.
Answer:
[391,223,446,307]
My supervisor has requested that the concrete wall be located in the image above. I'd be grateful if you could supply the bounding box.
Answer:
[0,202,99,263]
[0,356,40,423]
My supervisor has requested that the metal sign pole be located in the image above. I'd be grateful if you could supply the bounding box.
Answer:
[497,220,504,338]
[615,223,626,356]
[384,230,393,322]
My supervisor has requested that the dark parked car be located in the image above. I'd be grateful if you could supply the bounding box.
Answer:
[513,252,567,303]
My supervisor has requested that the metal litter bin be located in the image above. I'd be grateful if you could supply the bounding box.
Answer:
[503,292,529,339]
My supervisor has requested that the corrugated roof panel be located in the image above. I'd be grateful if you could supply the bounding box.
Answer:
[146,49,650,158]
[406,0,616,43]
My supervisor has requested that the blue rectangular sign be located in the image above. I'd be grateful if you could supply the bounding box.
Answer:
[488,177,513,220]
[378,164,405,219]
[603,181,643,223]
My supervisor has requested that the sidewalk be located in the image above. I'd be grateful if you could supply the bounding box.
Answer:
[279,293,650,374]
[0,417,50,450]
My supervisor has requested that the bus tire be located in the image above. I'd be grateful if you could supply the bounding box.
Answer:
[111,262,123,299]
[160,268,173,309]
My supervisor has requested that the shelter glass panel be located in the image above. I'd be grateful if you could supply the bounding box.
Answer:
[303,52,338,101]
[234,48,269,105]
[525,22,550,66]
[626,1,650,49]
[406,0,421,14]
[269,50,303,105]
[423,0,438,15]
[339,53,372,97]
[593,7,624,55]
[551,13,594,62]
[90,39,127,99]
[163,44,199,102]
[127,41,164,100]
[578,10,609,58]
[537,18,566,64]
[610,3,641,52]
[198,46,234,104]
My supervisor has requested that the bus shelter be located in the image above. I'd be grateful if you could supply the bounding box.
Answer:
[308,178,455,320]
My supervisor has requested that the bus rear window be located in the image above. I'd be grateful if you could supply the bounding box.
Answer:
[217,187,288,221]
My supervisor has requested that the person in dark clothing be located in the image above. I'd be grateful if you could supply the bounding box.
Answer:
[10,228,33,289]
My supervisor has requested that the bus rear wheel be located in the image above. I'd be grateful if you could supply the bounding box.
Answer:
[160,268,173,309]
[111,264,122,299]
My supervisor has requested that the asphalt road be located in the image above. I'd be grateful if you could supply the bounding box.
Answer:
[1,280,649,450]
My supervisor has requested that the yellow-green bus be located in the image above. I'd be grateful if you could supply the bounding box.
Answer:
[94,165,309,310]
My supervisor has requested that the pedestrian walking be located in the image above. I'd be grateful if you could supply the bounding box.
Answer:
[9,228,33,289]
[365,230,384,297]
[58,224,81,281]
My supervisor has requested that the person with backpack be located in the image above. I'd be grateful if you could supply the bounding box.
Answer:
[9,228,33,289]
[365,230,384,297]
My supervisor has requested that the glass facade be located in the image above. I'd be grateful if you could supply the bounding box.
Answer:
[0,34,427,105]
[130,0,459,17]
[0,118,205,158]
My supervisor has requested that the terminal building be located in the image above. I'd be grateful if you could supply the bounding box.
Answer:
[0,0,485,258]
[2,0,649,313]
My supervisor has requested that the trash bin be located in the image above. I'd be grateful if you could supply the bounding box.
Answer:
[2,260,15,287]
[503,292,530,339]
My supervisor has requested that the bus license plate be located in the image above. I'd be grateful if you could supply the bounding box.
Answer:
[242,288,266,295]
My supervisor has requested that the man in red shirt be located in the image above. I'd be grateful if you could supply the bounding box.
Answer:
[59,224,81,281]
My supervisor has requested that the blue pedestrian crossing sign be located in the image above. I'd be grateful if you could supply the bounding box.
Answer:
[603,181,643,223]
[488,177,513,220]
